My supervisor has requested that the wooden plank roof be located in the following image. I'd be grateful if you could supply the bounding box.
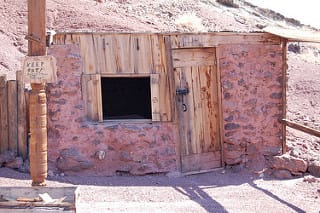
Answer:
[265,26,320,43]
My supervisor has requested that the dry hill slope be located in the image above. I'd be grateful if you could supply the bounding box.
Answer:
[0,0,316,79]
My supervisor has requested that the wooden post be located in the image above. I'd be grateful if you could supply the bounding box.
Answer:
[28,0,47,186]
[0,75,8,154]
[17,71,28,159]
[7,80,18,155]
[281,39,288,154]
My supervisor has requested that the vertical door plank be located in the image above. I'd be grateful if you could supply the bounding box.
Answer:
[7,80,18,155]
[0,75,8,153]
[190,66,204,154]
[183,67,197,155]
[175,68,187,156]
[199,66,219,152]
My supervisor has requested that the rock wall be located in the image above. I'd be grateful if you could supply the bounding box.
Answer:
[219,44,283,167]
[47,44,178,176]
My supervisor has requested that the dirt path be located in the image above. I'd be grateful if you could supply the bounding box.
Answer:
[0,167,319,212]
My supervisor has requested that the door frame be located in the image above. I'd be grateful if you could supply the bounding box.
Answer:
[169,45,225,173]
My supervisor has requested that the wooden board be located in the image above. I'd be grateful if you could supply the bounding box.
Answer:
[0,187,78,212]
[81,74,102,121]
[170,33,281,48]
[181,151,221,172]
[172,48,216,67]
[16,71,28,159]
[7,80,18,155]
[150,74,160,121]
[0,75,8,153]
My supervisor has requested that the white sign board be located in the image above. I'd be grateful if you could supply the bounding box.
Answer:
[23,56,57,83]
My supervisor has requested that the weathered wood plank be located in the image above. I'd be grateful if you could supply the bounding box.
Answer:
[133,35,154,73]
[191,66,203,154]
[0,187,78,212]
[82,74,102,121]
[163,36,175,122]
[283,119,320,138]
[199,66,219,152]
[181,151,221,173]
[172,48,216,67]
[16,71,28,159]
[79,35,97,74]
[281,39,288,153]
[7,80,18,155]
[183,67,196,155]
[174,67,189,156]
[215,47,224,165]
[150,74,160,121]
[170,33,281,48]
[0,75,8,153]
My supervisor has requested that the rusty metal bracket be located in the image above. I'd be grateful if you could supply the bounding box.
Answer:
[25,34,42,43]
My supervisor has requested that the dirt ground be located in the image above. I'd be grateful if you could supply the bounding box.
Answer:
[0,167,319,212]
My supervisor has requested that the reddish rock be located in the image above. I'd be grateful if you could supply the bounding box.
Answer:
[272,169,292,179]
[271,154,308,173]
[308,161,320,177]
[0,151,15,165]
[56,148,93,172]
[5,157,23,169]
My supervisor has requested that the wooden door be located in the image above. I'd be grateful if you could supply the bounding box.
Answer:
[172,47,221,173]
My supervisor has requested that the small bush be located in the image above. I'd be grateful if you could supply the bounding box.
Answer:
[175,13,206,32]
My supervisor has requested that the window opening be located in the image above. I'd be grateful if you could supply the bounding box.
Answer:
[101,77,152,120]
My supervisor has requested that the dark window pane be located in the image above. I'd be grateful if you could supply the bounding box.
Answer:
[101,77,151,120]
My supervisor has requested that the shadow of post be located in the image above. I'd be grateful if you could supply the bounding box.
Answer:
[173,185,228,213]
[249,182,306,213]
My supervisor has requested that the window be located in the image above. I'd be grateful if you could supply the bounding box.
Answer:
[81,73,161,122]
[101,77,152,120]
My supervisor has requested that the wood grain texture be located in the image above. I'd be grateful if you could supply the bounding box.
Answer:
[16,71,28,159]
[150,74,160,121]
[28,0,47,185]
[173,47,221,172]
[170,33,281,48]
[7,80,18,155]
[215,47,224,166]
[181,151,221,173]
[27,0,46,56]
[82,74,102,121]
[281,39,288,153]
[172,48,216,67]
[0,75,8,154]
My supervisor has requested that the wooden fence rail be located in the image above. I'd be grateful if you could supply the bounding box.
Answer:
[0,71,28,159]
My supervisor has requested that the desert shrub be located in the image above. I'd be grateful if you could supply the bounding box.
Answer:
[175,13,206,32]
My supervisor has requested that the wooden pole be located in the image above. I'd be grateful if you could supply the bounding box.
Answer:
[28,0,47,186]
[0,75,8,154]
[283,119,320,138]
[281,39,288,153]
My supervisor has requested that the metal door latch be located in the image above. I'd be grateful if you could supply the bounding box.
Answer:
[176,88,189,95]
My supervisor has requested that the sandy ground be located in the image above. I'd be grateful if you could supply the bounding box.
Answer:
[0,167,319,212]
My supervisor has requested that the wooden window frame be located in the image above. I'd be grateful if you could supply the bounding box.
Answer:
[82,73,160,122]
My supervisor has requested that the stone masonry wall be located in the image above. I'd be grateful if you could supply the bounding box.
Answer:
[47,44,178,176]
[219,44,283,167]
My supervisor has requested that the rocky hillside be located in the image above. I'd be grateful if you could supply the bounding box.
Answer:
[0,0,317,79]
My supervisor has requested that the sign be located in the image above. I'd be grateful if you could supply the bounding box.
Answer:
[23,56,57,83]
